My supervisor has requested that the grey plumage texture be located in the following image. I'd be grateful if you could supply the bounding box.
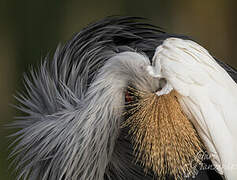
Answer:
[10,16,234,180]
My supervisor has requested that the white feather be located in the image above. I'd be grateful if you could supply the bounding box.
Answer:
[149,37,237,180]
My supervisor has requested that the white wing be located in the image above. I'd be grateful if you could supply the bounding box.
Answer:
[149,38,237,180]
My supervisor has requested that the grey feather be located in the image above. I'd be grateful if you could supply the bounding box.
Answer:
[10,17,167,180]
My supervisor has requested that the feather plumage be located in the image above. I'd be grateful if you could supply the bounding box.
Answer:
[10,17,234,180]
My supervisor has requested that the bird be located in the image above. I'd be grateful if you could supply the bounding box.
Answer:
[9,16,237,180]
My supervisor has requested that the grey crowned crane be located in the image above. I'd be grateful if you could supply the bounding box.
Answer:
[10,16,237,180]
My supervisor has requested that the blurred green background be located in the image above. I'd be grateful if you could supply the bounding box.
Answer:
[1,0,237,179]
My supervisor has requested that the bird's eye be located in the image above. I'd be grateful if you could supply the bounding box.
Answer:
[124,86,140,104]
[125,90,133,103]
[124,87,140,118]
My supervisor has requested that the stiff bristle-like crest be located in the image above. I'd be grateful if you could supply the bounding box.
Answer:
[123,88,205,179]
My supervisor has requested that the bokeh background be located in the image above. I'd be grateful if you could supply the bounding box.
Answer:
[1,0,237,179]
